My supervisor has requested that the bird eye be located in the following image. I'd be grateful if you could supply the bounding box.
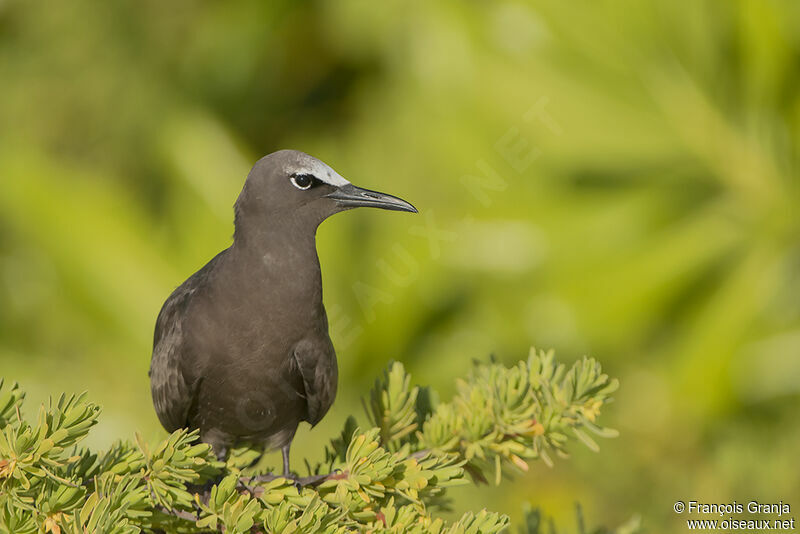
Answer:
[290,173,315,190]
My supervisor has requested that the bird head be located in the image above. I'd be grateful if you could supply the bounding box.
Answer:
[235,150,417,233]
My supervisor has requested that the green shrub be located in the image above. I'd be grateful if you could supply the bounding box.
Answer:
[0,348,626,533]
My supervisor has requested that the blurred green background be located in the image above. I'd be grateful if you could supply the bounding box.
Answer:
[1,0,799,530]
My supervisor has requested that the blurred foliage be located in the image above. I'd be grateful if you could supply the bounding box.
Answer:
[0,353,617,533]
[0,0,798,529]
[518,504,642,534]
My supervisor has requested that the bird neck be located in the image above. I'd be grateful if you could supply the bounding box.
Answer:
[230,218,323,299]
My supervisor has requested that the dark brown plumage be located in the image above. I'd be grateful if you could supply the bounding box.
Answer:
[149,150,416,475]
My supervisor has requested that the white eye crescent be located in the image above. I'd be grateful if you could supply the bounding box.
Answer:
[290,174,314,190]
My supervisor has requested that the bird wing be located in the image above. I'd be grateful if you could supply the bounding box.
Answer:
[150,283,196,432]
[149,252,225,432]
[291,338,338,426]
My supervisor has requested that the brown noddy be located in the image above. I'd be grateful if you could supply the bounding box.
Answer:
[149,149,416,476]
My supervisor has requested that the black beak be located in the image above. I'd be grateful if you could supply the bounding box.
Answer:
[325,184,418,213]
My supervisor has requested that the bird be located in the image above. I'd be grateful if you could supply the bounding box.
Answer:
[149,149,416,477]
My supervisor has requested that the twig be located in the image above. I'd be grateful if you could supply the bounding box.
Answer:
[248,470,348,487]
[158,506,198,522]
